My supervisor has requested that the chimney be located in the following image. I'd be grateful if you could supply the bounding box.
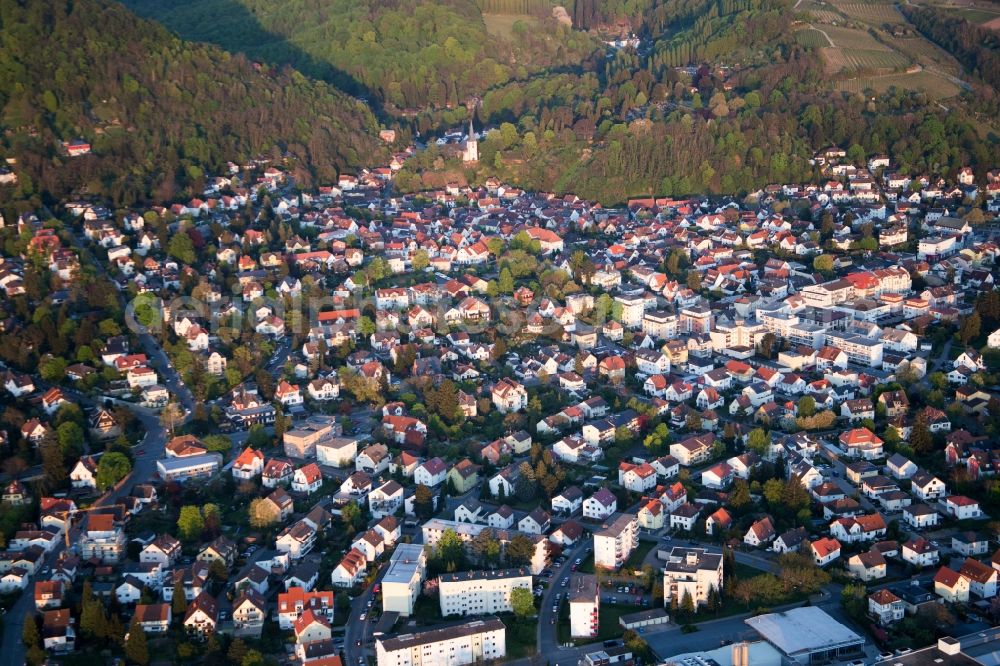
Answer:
[732,642,750,666]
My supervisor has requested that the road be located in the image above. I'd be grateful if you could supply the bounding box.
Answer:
[537,539,590,658]
[343,560,391,666]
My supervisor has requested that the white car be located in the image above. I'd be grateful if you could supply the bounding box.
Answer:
[359,613,366,621]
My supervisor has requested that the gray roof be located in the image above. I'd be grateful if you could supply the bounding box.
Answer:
[378,617,505,652]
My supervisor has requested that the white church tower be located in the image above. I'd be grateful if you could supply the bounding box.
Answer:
[462,117,479,163]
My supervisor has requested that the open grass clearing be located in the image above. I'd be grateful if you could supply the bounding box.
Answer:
[483,13,539,38]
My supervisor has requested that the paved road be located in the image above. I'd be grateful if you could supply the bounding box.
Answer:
[537,540,590,657]
[343,560,391,666]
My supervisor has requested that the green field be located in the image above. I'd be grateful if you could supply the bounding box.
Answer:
[483,13,540,38]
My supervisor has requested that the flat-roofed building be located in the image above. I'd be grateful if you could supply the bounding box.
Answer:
[375,617,506,666]
[594,513,638,570]
[383,544,426,616]
[661,546,723,609]
[155,453,222,483]
[438,568,532,617]
[745,606,865,664]
[283,415,341,459]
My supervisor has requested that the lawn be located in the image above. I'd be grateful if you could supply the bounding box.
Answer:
[503,615,538,658]
[483,13,539,38]
[624,539,658,571]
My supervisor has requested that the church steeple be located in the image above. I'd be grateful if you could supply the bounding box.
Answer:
[463,115,478,163]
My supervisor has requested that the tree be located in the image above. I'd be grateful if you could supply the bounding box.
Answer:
[172,589,188,618]
[747,428,769,457]
[96,451,132,491]
[56,421,84,456]
[729,479,751,510]
[341,501,363,534]
[125,619,150,665]
[168,232,196,265]
[911,414,933,454]
[797,396,816,418]
[177,505,205,541]
[679,589,695,617]
[22,613,40,648]
[959,312,981,345]
[686,271,701,291]
[39,356,68,382]
[159,402,184,435]
[757,333,776,359]
[507,534,536,566]
[812,254,834,273]
[414,483,435,519]
[435,528,466,572]
[763,478,784,506]
[498,267,514,294]
[228,638,249,665]
[511,587,535,617]
[412,249,430,271]
[247,498,279,529]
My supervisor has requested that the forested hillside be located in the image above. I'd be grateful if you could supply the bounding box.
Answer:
[0,0,385,207]
[394,0,996,203]
[122,0,598,111]
[900,5,1000,91]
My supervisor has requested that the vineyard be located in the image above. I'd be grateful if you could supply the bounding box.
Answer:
[833,70,962,97]
[822,46,910,72]
[833,2,902,25]
[795,27,832,47]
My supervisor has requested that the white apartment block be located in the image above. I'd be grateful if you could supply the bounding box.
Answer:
[642,311,678,339]
[825,331,884,367]
[376,617,506,666]
[594,513,638,570]
[438,568,532,617]
[662,547,724,609]
[615,296,645,329]
[383,544,426,616]
[569,574,599,638]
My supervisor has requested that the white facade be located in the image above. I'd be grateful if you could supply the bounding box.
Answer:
[661,547,723,608]
[438,569,532,617]
[383,544,426,616]
[376,618,506,666]
[593,513,638,570]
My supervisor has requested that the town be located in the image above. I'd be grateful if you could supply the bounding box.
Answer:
[2,144,1000,666]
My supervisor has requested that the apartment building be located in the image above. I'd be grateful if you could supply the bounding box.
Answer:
[594,513,638,570]
[383,544,426,616]
[375,617,506,666]
[282,415,341,459]
[438,568,532,617]
[569,574,599,638]
[824,331,884,367]
[662,547,724,608]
